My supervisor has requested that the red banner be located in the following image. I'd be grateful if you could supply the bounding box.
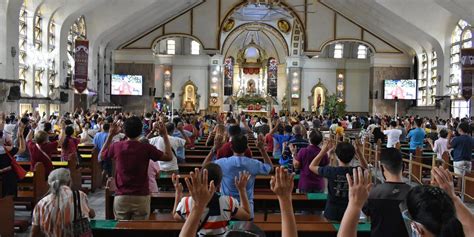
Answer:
[460,48,474,101]
[243,68,260,75]
[74,39,89,93]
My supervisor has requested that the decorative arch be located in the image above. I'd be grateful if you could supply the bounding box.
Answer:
[221,22,289,61]
[308,79,328,115]
[179,80,200,114]
[218,0,306,47]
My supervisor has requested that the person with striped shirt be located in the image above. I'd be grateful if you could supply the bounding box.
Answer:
[172,164,251,236]
[31,168,95,237]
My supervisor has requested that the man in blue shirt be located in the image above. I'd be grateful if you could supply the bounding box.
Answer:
[204,134,273,218]
[171,121,192,162]
[448,122,473,177]
[282,124,309,167]
[407,118,425,152]
[93,123,110,181]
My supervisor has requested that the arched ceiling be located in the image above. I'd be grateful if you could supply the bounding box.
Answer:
[3,0,473,61]
[222,23,288,62]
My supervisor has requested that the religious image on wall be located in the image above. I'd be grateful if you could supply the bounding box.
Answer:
[461,48,474,100]
[224,57,234,96]
[267,57,278,97]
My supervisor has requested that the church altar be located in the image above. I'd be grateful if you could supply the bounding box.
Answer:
[241,109,268,117]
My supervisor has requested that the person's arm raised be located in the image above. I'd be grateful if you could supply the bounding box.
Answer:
[157,121,173,161]
[172,173,184,221]
[309,139,334,175]
[431,167,474,236]
[338,167,372,237]
[202,134,224,166]
[257,134,273,170]
[179,168,216,237]
[354,140,368,169]
[270,167,297,237]
[100,121,120,160]
[233,171,251,220]
[17,123,26,154]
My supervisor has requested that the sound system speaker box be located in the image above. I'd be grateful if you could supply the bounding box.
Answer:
[7,86,20,100]
[60,92,68,103]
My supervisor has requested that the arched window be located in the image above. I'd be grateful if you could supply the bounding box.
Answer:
[152,36,202,55]
[18,1,28,94]
[334,43,343,58]
[166,39,176,55]
[449,19,472,117]
[449,20,472,97]
[67,16,87,82]
[357,45,368,59]
[418,51,429,106]
[191,40,200,55]
[48,16,57,97]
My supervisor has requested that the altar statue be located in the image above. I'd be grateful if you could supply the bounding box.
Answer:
[247,79,256,94]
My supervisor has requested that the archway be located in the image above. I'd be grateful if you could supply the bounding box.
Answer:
[308,80,328,115]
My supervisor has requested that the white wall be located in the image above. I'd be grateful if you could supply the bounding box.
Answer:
[301,58,370,113]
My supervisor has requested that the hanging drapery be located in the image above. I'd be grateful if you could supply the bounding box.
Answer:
[267,57,278,97]
[74,39,89,93]
[224,57,234,96]
[243,68,260,75]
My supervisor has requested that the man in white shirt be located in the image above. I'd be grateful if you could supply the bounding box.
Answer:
[383,120,402,148]
[149,122,186,174]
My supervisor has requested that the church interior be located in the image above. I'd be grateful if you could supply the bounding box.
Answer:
[0,0,473,236]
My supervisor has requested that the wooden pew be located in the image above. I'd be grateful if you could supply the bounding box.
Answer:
[157,173,299,191]
[90,219,370,237]
[0,196,14,237]
[177,162,279,173]
[105,189,327,220]
[16,163,48,209]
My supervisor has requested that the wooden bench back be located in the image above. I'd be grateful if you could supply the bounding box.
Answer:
[0,196,14,237]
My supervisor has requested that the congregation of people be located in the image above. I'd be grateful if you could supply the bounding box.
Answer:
[0,109,473,237]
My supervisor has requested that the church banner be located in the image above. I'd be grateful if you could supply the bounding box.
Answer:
[224,57,234,96]
[267,57,278,97]
[461,48,474,101]
[74,39,89,94]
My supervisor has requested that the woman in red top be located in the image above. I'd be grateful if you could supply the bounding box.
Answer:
[27,126,58,177]
[183,119,197,149]
[59,125,80,161]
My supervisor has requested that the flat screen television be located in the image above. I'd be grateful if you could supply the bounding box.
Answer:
[111,74,143,96]
[383,79,416,100]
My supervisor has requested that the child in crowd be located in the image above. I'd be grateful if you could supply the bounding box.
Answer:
[172,164,251,236]
[308,140,367,221]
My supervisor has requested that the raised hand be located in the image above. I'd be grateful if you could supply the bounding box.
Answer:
[322,139,335,153]
[270,167,295,199]
[109,121,121,136]
[213,134,224,150]
[234,171,250,192]
[172,173,183,197]
[431,167,455,198]
[346,167,372,209]
[184,168,215,209]
[158,122,168,136]
[257,134,265,149]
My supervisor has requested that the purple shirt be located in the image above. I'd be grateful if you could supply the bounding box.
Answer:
[296,144,329,192]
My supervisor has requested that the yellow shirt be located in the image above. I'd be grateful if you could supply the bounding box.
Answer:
[335,126,344,136]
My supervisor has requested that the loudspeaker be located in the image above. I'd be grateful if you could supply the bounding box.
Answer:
[153,88,156,97]
[60,92,68,103]
[7,86,20,100]
[369,91,373,99]
[374,91,378,99]
[149,87,152,96]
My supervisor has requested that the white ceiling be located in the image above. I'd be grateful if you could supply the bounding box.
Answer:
[3,0,474,57]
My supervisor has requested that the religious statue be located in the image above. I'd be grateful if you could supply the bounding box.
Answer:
[180,79,200,114]
[247,79,256,94]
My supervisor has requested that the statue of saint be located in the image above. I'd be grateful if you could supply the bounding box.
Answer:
[247,79,256,94]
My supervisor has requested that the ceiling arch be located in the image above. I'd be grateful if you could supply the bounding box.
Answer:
[222,22,288,62]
